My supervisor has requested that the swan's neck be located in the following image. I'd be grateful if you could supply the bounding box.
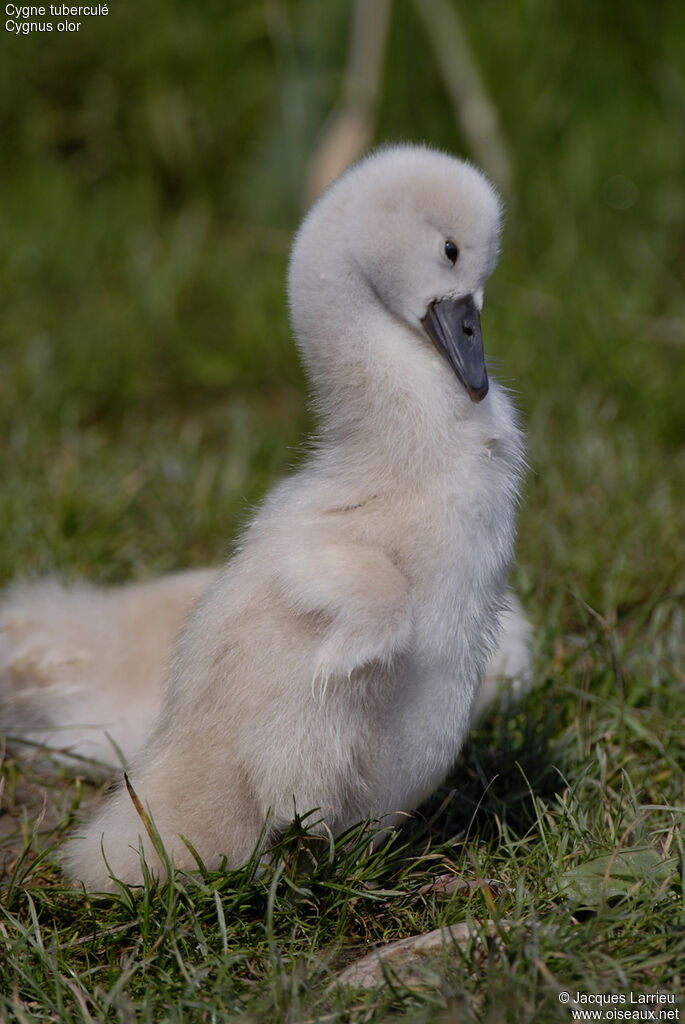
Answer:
[294,281,515,489]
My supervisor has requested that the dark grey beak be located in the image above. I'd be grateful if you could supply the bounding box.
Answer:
[421,294,489,402]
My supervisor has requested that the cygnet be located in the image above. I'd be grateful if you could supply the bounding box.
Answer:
[0,144,529,889]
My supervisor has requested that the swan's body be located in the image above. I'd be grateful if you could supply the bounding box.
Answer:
[0,145,529,889]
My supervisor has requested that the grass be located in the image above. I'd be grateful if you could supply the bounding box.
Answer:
[1,0,684,1020]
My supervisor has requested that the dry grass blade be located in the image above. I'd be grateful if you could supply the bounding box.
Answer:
[335,921,499,990]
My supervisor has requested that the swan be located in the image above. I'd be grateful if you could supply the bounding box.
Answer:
[0,144,529,889]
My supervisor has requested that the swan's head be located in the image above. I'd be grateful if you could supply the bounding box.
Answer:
[289,144,502,404]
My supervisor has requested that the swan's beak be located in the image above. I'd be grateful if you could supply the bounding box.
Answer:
[421,294,489,402]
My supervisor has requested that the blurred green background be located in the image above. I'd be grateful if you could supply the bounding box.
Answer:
[0,0,683,631]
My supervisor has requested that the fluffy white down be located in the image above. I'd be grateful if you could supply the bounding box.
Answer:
[0,145,530,889]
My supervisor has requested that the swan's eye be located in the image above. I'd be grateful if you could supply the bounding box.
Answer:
[444,239,459,265]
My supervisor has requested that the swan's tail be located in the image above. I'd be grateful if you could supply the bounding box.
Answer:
[0,570,216,768]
